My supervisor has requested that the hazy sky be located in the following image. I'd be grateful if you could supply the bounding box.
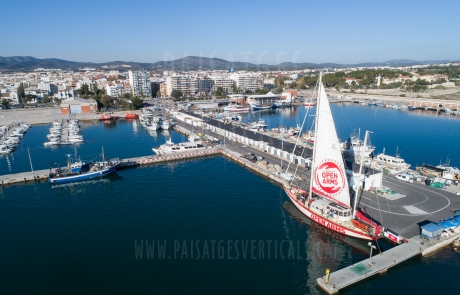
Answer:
[1,0,459,64]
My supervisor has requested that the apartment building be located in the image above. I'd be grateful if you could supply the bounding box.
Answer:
[166,75,198,96]
[230,72,263,92]
[128,70,151,98]
[198,78,214,95]
[210,76,233,93]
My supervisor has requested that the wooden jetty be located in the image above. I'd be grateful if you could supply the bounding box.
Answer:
[317,232,460,294]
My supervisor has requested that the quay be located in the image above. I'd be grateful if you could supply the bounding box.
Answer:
[317,232,460,294]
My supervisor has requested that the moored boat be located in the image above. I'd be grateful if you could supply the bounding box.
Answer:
[99,114,117,120]
[284,73,382,241]
[124,112,139,119]
[152,139,205,155]
[223,105,250,112]
[48,148,121,184]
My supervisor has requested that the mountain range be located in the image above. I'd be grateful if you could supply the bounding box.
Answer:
[0,56,458,71]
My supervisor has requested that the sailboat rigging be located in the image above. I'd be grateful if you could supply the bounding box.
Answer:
[284,73,382,240]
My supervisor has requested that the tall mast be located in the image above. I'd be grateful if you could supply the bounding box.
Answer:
[102,146,105,164]
[308,72,322,199]
[353,130,371,218]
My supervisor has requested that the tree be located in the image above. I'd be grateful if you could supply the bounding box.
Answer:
[17,83,25,103]
[156,90,161,97]
[171,90,183,99]
[232,84,238,94]
[43,94,52,103]
[215,87,224,96]
[130,97,144,109]
[77,84,90,98]
[1,99,9,108]
[24,94,37,104]
[100,95,115,107]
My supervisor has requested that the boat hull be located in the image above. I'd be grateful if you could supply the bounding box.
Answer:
[252,106,272,111]
[284,187,376,240]
[49,162,121,184]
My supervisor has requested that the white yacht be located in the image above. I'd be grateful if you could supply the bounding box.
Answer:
[374,153,411,170]
[160,120,171,130]
[256,119,268,128]
[188,134,202,143]
[0,144,12,154]
[152,139,205,155]
[341,131,375,157]
[223,105,250,112]
[142,108,154,118]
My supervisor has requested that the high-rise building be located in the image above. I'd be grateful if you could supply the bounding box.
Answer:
[128,70,151,98]
[166,75,198,97]
[198,78,214,95]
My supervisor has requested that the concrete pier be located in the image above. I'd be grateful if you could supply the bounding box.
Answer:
[317,231,460,294]
[0,148,222,186]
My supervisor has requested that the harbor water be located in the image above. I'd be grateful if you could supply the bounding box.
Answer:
[1,105,459,294]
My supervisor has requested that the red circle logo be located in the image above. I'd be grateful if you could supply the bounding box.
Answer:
[315,160,345,196]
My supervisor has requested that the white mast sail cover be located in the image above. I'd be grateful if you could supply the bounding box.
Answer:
[311,82,351,208]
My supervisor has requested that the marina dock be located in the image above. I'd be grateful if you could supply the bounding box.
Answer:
[317,232,460,294]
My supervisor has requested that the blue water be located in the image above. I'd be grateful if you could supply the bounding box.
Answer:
[244,105,460,168]
[0,120,186,175]
[1,107,459,294]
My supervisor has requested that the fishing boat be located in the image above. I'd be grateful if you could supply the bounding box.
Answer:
[251,104,272,111]
[152,139,205,155]
[283,73,382,241]
[48,148,121,184]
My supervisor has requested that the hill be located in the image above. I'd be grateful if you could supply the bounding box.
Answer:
[0,56,458,71]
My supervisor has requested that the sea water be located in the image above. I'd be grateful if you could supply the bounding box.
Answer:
[0,106,459,294]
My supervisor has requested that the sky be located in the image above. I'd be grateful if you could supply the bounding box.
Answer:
[1,0,459,65]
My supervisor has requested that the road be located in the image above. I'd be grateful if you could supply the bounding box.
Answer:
[172,110,460,238]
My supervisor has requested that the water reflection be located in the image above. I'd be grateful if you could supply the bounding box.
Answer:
[282,200,370,293]
[51,173,123,195]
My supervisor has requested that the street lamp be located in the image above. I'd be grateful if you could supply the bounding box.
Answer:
[367,242,376,260]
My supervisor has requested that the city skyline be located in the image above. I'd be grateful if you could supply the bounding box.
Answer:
[0,0,459,64]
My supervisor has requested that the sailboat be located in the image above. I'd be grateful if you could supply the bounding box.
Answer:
[284,74,382,240]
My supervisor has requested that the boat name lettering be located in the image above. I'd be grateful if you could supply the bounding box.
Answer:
[311,213,346,234]
[314,159,345,197]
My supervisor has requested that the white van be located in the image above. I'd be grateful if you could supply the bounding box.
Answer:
[395,174,414,183]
